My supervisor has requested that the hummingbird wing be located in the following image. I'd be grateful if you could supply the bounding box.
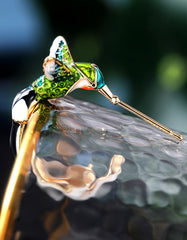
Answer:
[49,36,74,67]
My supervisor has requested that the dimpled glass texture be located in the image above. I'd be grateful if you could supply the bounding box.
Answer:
[28,97,187,239]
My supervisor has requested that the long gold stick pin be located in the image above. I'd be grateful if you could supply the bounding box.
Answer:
[98,85,183,141]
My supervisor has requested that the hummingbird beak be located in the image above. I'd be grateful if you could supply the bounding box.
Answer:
[65,78,96,96]
[78,78,97,90]
[80,85,96,90]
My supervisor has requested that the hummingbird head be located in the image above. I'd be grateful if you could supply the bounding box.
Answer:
[32,36,105,101]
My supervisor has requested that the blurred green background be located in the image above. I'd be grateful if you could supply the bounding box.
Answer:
[1,0,187,200]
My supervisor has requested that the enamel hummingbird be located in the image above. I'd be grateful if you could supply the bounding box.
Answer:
[11,36,183,155]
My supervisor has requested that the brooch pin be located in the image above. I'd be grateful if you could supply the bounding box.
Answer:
[11,35,182,150]
[0,36,183,239]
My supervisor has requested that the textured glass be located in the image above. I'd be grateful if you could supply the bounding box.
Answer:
[21,97,187,239]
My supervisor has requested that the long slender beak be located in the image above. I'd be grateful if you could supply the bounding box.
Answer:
[65,78,96,96]
[80,86,96,91]
[98,85,183,141]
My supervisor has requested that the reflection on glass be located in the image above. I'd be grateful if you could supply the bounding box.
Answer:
[32,98,125,200]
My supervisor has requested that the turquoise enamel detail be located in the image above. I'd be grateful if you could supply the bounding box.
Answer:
[95,66,105,89]
[36,76,44,87]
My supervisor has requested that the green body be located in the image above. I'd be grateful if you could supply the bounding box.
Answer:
[32,63,95,101]
[32,36,105,101]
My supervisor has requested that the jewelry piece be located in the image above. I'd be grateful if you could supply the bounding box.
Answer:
[11,35,182,148]
[0,36,183,239]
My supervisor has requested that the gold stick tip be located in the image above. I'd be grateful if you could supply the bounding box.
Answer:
[170,131,183,141]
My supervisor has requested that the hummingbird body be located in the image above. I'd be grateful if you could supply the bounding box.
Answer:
[10,35,182,157]
[32,62,96,101]
[32,36,105,101]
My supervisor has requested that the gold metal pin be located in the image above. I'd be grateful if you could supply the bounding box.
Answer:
[99,85,183,141]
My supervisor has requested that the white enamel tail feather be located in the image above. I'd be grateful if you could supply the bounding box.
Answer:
[49,36,66,58]
[12,99,29,123]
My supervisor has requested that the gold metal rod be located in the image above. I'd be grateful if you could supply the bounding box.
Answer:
[0,111,40,240]
[0,101,51,240]
[118,100,183,141]
[99,86,183,141]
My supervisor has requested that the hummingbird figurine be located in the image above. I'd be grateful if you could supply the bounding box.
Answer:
[11,36,183,155]
[2,35,182,240]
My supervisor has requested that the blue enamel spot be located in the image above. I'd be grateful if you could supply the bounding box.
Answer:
[95,67,105,89]
[37,76,44,87]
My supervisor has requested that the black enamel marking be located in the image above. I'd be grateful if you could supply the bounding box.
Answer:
[12,87,36,109]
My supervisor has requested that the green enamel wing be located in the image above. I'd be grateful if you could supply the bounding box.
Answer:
[32,36,105,101]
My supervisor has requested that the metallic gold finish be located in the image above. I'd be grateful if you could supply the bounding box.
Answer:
[0,102,50,240]
[99,85,183,141]
[27,100,39,121]
[16,124,26,153]
[0,112,39,240]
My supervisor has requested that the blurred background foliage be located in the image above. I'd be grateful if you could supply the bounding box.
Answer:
[1,0,187,200]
